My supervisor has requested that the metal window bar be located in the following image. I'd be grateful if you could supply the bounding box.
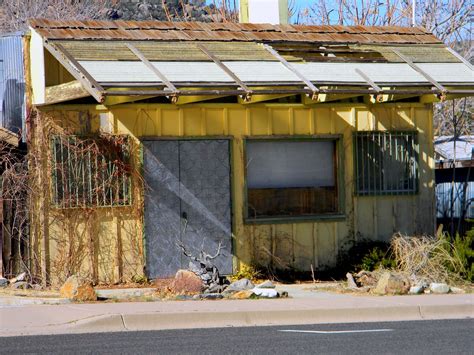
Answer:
[51,135,132,208]
[354,131,419,196]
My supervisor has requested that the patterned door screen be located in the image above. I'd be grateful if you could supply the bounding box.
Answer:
[143,140,232,278]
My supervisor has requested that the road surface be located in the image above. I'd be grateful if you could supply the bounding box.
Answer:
[0,319,472,354]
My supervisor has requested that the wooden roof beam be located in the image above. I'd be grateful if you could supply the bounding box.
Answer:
[125,43,179,102]
[196,44,253,101]
[263,44,319,100]
[44,41,105,103]
[355,68,383,102]
[392,49,447,100]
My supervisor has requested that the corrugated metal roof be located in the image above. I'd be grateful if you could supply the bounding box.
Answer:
[435,136,474,161]
[30,18,442,45]
[78,60,473,85]
[0,34,26,136]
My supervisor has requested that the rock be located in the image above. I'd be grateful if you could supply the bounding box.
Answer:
[373,272,410,295]
[11,281,31,290]
[169,270,203,294]
[252,287,279,298]
[9,272,26,284]
[356,272,378,287]
[409,285,424,294]
[280,291,289,298]
[60,275,97,302]
[226,278,255,292]
[449,286,465,294]
[199,293,223,300]
[229,290,255,299]
[0,277,8,288]
[256,280,275,289]
[346,273,358,289]
[175,294,195,301]
[429,283,450,294]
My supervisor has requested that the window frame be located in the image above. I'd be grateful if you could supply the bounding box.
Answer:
[353,130,419,196]
[50,134,133,209]
[243,135,345,224]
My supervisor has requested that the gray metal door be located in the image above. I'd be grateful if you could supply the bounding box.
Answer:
[143,139,232,279]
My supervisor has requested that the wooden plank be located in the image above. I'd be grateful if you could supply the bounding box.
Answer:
[44,80,90,105]
[0,127,19,147]
[125,43,179,95]
[354,68,382,93]
[392,49,447,94]
[263,44,319,99]
[196,44,252,99]
[43,41,105,103]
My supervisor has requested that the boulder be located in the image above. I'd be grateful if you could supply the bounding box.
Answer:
[409,285,424,294]
[11,281,31,290]
[357,272,378,287]
[229,290,255,299]
[429,283,450,294]
[373,272,410,295]
[9,272,26,284]
[346,273,358,289]
[169,270,203,294]
[256,280,276,289]
[226,278,255,292]
[252,287,279,298]
[0,277,8,288]
[199,293,223,300]
[60,276,97,302]
[449,286,465,294]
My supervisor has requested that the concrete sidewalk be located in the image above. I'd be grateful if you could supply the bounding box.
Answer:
[1,285,472,337]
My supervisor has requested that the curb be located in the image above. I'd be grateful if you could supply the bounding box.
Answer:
[70,304,473,333]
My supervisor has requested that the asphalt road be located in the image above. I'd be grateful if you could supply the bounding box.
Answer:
[0,319,472,354]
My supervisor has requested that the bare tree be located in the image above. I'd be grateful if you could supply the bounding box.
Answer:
[0,0,111,33]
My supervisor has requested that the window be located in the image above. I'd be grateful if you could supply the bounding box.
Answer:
[245,139,340,219]
[51,135,132,208]
[354,131,418,195]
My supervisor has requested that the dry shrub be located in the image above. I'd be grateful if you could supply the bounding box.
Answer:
[390,232,466,285]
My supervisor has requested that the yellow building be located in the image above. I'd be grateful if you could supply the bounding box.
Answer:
[26,19,474,284]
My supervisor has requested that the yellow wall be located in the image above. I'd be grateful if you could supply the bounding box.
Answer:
[38,102,435,283]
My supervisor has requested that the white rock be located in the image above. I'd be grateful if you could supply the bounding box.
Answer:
[252,287,278,298]
[256,280,276,289]
[449,286,465,294]
[409,285,424,294]
[429,283,450,294]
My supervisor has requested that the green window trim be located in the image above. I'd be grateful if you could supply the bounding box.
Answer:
[353,131,419,196]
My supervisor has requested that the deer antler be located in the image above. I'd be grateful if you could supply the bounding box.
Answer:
[208,240,223,260]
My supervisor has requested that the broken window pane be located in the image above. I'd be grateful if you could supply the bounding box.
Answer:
[246,140,339,219]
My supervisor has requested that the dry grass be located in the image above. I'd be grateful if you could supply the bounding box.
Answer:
[391,232,466,285]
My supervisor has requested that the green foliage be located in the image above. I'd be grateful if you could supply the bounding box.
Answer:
[448,229,474,282]
[360,247,396,271]
[231,265,261,282]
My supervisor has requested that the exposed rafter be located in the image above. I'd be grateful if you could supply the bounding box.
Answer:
[263,44,319,100]
[44,41,105,103]
[355,68,383,102]
[125,43,179,100]
[196,44,252,101]
[392,49,447,98]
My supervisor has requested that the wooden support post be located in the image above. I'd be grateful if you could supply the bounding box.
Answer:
[125,43,179,101]
[263,44,319,100]
[392,49,447,99]
[196,44,253,101]
[44,41,105,103]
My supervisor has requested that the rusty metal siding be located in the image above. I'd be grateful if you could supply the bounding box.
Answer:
[0,33,26,136]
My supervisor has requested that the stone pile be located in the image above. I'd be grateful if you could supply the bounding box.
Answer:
[0,272,36,290]
[347,270,465,295]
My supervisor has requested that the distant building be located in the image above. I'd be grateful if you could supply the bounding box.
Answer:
[435,136,473,233]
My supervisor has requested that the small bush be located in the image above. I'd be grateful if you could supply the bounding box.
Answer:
[448,230,474,282]
[231,265,261,282]
[360,247,396,271]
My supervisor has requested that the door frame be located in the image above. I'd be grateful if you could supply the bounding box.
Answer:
[140,136,235,275]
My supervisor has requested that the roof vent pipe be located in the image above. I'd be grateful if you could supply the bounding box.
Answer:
[240,0,288,25]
